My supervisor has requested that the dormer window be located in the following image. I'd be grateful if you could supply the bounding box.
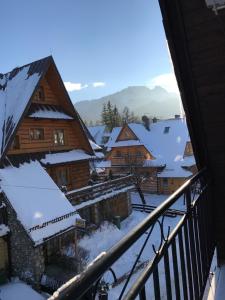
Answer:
[34,86,45,102]
[164,126,170,134]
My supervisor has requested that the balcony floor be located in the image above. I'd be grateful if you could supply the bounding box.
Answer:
[204,264,225,300]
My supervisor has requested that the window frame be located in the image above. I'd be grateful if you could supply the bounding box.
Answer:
[29,128,45,140]
[53,129,65,146]
[57,167,69,187]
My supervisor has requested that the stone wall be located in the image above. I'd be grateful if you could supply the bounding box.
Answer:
[1,194,45,286]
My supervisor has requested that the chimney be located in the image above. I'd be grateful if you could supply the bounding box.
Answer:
[142,115,150,131]
[152,117,158,123]
[175,114,180,119]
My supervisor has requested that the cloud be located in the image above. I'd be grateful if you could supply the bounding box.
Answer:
[92,82,106,88]
[64,81,88,92]
[148,73,179,94]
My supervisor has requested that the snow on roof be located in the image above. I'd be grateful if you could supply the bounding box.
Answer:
[105,126,122,150]
[0,224,9,237]
[158,167,193,178]
[109,140,143,148]
[95,160,111,168]
[28,107,73,120]
[0,57,51,159]
[0,161,80,245]
[181,155,195,167]
[94,152,105,159]
[88,125,107,145]
[89,139,102,151]
[143,158,165,167]
[41,149,94,165]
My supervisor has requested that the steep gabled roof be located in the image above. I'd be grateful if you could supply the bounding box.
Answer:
[0,56,93,162]
[0,56,52,161]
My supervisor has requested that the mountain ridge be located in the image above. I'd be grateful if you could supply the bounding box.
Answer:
[74,86,181,122]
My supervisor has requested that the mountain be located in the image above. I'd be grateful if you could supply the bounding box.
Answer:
[74,86,182,123]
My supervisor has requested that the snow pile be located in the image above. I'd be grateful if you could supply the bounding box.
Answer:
[0,161,80,244]
[29,108,73,120]
[41,149,94,165]
[0,278,46,300]
[0,224,10,237]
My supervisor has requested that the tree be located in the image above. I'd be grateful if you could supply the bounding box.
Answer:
[122,106,130,124]
[124,152,146,205]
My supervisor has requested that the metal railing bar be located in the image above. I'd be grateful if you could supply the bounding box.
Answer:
[183,222,194,300]
[164,248,173,300]
[178,230,188,300]
[171,239,181,300]
[153,266,161,300]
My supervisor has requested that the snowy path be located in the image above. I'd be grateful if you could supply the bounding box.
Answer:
[0,278,46,300]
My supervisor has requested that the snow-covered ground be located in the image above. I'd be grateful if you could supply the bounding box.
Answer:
[78,192,183,299]
[0,278,47,300]
[131,191,186,211]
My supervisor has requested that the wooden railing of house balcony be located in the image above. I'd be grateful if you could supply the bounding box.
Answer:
[49,169,215,300]
[66,175,135,206]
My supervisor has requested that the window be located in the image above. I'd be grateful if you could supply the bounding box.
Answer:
[57,168,69,187]
[33,86,45,101]
[10,135,20,149]
[30,128,44,140]
[116,150,121,157]
[136,151,142,157]
[54,129,65,146]
[164,126,170,134]
[163,178,168,187]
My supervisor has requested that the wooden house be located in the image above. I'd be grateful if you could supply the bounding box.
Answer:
[106,118,196,194]
[0,56,96,286]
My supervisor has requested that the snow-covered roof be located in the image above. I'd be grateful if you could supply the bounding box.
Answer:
[143,158,165,168]
[95,160,111,168]
[105,126,122,150]
[181,155,195,167]
[0,161,80,245]
[88,125,107,145]
[28,106,73,120]
[107,119,196,178]
[158,167,192,178]
[0,57,51,160]
[41,149,94,165]
[89,139,102,151]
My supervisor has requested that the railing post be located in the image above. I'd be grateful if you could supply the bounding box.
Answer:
[186,185,200,299]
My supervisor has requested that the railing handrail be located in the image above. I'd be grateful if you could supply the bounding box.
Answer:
[66,175,133,197]
[49,168,206,300]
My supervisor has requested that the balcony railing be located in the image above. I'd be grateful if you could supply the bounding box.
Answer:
[49,168,215,300]
[66,175,134,205]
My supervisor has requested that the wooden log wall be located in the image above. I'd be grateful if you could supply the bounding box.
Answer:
[47,160,90,191]
[7,118,88,155]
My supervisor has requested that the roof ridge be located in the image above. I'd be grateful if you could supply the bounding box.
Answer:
[1,55,52,76]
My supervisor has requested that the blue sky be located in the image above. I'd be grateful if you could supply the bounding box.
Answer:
[1,0,177,102]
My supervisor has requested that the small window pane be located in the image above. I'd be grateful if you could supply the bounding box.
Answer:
[30,128,44,140]
[54,129,65,146]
